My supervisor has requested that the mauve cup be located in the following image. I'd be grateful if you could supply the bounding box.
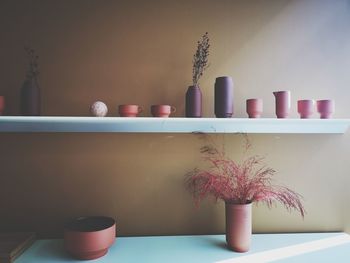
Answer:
[0,96,4,115]
[246,99,263,118]
[118,104,143,117]
[317,99,334,119]
[297,100,315,119]
[151,105,176,117]
[64,216,116,260]
[273,90,291,118]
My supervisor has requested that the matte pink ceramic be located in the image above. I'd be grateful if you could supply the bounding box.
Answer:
[297,100,315,119]
[317,100,334,119]
[118,104,142,117]
[0,96,4,115]
[246,99,263,118]
[273,91,291,118]
[225,202,252,252]
[151,105,176,117]
[64,216,116,260]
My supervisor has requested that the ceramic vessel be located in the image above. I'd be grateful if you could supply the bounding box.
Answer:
[0,96,4,115]
[246,99,263,118]
[64,216,116,260]
[151,105,176,117]
[185,85,202,117]
[90,101,108,117]
[317,100,334,119]
[297,100,315,119]
[20,78,40,116]
[225,202,252,253]
[119,105,143,117]
[215,76,234,118]
[273,91,290,118]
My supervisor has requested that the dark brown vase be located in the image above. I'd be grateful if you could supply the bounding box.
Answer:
[20,78,40,116]
[185,85,202,117]
[225,202,252,252]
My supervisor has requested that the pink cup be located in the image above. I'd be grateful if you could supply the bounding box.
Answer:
[0,96,4,115]
[118,105,143,117]
[151,105,176,117]
[273,91,290,118]
[297,100,315,119]
[246,99,263,118]
[317,100,334,119]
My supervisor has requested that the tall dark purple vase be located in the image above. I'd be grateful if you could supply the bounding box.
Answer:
[215,76,233,118]
[186,85,202,117]
[20,78,41,116]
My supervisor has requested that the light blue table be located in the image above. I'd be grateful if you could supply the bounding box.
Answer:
[16,233,350,263]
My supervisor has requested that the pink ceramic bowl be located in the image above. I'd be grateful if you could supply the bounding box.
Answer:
[64,216,116,260]
[317,99,334,119]
[297,99,315,119]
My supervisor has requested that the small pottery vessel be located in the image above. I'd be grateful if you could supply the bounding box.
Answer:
[215,76,234,118]
[0,96,4,115]
[273,91,290,118]
[20,78,40,116]
[317,100,334,119]
[297,100,315,119]
[119,105,143,117]
[246,99,263,118]
[185,85,202,117]
[225,202,252,253]
[151,105,176,117]
[64,216,116,260]
[90,101,108,117]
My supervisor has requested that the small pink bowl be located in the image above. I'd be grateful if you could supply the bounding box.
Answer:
[64,216,116,260]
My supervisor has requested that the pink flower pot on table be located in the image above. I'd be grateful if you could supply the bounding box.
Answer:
[246,99,263,118]
[317,100,334,119]
[297,100,315,119]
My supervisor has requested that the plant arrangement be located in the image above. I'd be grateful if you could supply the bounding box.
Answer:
[185,141,305,218]
[24,46,39,81]
[192,32,210,86]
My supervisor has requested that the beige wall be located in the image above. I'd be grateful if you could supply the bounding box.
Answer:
[0,0,350,238]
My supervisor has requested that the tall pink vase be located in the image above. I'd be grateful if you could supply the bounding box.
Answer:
[225,202,252,252]
[273,91,290,118]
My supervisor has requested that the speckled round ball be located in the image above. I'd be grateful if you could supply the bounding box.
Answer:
[90,101,108,117]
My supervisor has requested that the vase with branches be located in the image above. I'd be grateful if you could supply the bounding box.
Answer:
[185,32,210,117]
[185,139,305,252]
[21,47,41,116]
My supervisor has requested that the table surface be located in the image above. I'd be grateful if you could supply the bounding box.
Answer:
[15,232,350,263]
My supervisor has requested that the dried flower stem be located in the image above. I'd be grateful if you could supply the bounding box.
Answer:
[25,46,39,80]
[192,32,210,86]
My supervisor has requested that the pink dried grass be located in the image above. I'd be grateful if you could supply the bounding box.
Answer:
[186,145,305,218]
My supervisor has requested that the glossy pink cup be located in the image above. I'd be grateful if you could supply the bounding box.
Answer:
[118,104,143,117]
[297,100,315,119]
[151,105,176,117]
[317,100,334,119]
[246,99,263,118]
[0,96,4,115]
[273,91,290,118]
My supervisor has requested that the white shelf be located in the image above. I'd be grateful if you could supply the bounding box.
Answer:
[0,116,349,133]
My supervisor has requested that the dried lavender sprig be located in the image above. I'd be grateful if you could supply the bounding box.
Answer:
[192,32,210,86]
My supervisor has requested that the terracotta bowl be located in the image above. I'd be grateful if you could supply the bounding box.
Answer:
[64,216,116,260]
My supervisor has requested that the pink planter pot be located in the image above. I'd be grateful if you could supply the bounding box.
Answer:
[225,202,252,252]
[246,99,263,118]
[0,96,4,115]
[297,100,315,119]
[273,91,290,118]
[119,105,143,117]
[151,105,176,117]
[64,216,116,260]
[317,100,334,119]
